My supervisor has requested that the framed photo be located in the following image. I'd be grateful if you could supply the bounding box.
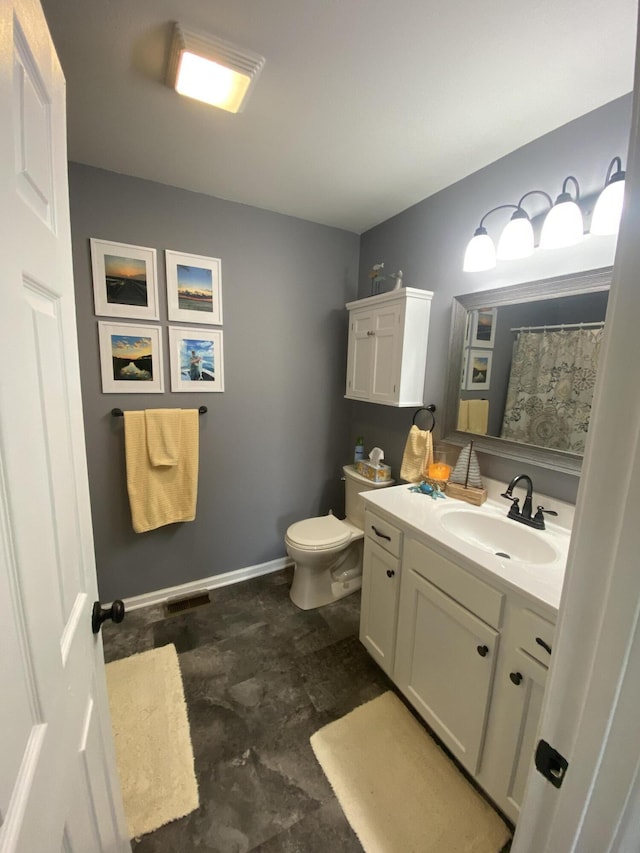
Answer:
[90,239,159,320]
[466,349,493,391]
[165,250,223,325]
[168,327,225,392]
[460,348,468,390]
[470,308,497,348]
[98,322,164,393]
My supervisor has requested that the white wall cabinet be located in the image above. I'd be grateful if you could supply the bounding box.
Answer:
[345,287,432,406]
[358,516,557,825]
[360,510,402,676]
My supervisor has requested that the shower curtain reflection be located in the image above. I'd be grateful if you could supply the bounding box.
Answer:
[501,326,603,452]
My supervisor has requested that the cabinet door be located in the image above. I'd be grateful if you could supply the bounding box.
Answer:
[360,539,400,676]
[499,648,548,821]
[395,568,498,774]
[370,303,401,404]
[346,310,374,399]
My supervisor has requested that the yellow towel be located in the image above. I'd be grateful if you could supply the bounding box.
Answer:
[457,399,469,431]
[124,409,199,533]
[400,425,434,483]
[467,399,489,435]
[145,409,182,466]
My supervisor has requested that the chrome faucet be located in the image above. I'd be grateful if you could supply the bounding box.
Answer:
[501,473,557,530]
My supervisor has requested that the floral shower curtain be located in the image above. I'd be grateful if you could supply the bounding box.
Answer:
[501,327,603,452]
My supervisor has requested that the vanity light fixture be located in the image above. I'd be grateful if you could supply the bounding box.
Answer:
[496,190,553,261]
[591,156,626,235]
[539,176,584,250]
[166,23,265,113]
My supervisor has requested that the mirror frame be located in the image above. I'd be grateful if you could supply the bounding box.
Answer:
[443,266,613,475]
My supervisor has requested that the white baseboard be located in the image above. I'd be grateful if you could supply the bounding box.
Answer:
[122,555,293,612]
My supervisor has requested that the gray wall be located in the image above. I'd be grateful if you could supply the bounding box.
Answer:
[69,164,359,602]
[354,94,632,503]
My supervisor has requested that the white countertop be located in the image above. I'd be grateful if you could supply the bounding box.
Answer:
[362,483,571,613]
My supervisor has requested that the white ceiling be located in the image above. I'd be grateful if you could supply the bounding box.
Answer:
[41,0,637,234]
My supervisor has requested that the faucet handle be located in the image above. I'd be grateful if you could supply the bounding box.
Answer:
[534,505,558,523]
[502,495,520,516]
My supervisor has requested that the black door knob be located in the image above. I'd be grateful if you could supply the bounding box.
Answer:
[386,569,395,578]
[510,671,523,685]
[92,600,125,634]
[477,645,489,657]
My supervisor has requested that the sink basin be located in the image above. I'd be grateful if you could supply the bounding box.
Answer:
[439,509,559,565]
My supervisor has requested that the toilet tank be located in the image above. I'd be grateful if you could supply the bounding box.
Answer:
[343,464,394,531]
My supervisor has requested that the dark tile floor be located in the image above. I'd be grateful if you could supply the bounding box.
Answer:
[102,568,391,852]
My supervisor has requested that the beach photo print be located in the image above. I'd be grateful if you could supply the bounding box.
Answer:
[165,250,223,325]
[90,239,159,320]
[169,327,225,392]
[98,322,164,393]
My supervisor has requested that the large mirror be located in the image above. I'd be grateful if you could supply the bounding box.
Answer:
[443,267,612,475]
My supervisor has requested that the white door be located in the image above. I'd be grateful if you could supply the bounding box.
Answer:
[0,1,129,851]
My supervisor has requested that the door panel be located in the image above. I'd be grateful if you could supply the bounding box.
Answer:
[0,2,129,850]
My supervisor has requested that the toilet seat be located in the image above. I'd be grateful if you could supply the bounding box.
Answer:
[286,515,351,551]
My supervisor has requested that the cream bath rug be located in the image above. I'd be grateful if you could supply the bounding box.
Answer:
[310,691,511,853]
[106,644,199,839]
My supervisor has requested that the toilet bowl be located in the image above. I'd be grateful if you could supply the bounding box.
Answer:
[286,465,394,610]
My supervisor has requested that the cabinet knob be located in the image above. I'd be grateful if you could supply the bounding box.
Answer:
[386,569,395,578]
[477,645,489,657]
[510,671,523,685]
[367,330,375,336]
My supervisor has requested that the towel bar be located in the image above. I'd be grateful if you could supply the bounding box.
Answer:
[111,406,208,417]
[412,404,436,432]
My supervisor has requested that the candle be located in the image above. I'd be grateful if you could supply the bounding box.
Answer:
[428,461,452,481]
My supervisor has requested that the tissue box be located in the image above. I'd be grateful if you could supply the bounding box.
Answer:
[355,460,392,482]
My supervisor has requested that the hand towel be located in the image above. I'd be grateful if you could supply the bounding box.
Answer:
[124,409,199,533]
[467,399,489,435]
[400,425,434,483]
[145,409,182,467]
[457,399,469,431]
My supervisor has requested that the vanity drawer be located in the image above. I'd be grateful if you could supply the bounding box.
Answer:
[404,538,504,629]
[364,509,402,558]
[513,608,556,666]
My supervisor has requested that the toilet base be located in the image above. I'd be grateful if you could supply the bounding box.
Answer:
[289,540,363,610]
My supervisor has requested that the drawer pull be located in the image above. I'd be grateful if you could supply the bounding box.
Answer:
[510,671,523,685]
[386,569,395,578]
[536,636,552,655]
[371,525,391,541]
[477,645,489,657]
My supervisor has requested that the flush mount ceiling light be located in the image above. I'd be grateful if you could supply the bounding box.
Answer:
[166,23,265,113]
[591,156,626,235]
[539,176,584,250]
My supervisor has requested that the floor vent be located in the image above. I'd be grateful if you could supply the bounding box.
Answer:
[165,592,211,615]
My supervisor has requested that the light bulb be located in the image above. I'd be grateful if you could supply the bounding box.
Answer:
[591,179,625,235]
[463,228,496,272]
[497,211,534,260]
[540,198,584,249]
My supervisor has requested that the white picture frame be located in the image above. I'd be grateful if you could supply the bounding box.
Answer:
[90,238,159,320]
[466,348,493,391]
[469,307,497,348]
[165,250,223,325]
[168,326,225,392]
[98,322,164,393]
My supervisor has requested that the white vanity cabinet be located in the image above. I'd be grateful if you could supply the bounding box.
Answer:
[358,508,559,826]
[359,510,403,676]
[345,287,432,406]
[395,538,503,774]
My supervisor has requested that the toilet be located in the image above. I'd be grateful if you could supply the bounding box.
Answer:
[285,465,394,610]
